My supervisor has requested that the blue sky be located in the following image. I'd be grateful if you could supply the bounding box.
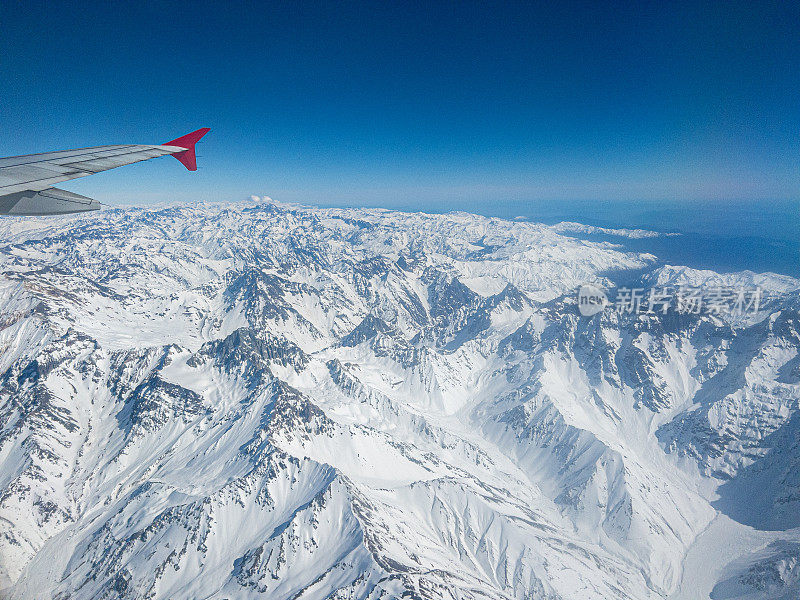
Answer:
[1,1,798,207]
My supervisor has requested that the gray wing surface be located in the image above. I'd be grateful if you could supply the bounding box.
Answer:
[0,128,209,216]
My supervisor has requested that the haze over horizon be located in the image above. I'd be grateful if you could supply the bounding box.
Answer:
[2,2,799,207]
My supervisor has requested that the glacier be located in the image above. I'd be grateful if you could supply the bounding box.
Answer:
[0,199,798,599]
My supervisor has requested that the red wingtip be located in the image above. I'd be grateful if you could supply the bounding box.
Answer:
[163,127,210,171]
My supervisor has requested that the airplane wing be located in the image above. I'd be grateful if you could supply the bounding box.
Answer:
[0,128,210,216]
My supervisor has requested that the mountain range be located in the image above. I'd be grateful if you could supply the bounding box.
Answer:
[0,199,798,599]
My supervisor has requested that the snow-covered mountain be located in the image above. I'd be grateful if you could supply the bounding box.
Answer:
[0,199,798,600]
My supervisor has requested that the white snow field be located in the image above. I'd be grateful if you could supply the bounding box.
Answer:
[0,199,798,599]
